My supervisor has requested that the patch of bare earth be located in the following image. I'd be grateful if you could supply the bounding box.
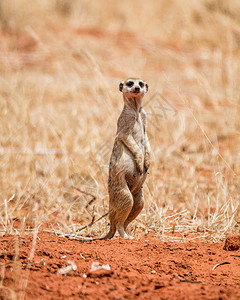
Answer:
[0,233,240,299]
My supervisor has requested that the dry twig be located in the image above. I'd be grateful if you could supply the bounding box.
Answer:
[212,262,230,271]
[72,185,96,208]
[75,212,108,233]
[174,273,206,284]
[0,259,44,267]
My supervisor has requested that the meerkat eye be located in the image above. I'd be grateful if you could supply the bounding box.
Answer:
[139,81,144,88]
[126,81,134,87]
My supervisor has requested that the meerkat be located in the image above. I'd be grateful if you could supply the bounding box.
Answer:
[68,78,150,241]
[102,78,151,240]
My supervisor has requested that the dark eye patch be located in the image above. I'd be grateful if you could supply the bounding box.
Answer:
[139,81,144,88]
[126,81,134,87]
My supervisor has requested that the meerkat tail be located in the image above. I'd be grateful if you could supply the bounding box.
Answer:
[61,223,116,242]
[100,223,116,240]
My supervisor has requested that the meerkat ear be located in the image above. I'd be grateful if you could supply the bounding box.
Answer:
[145,83,148,92]
[119,81,124,92]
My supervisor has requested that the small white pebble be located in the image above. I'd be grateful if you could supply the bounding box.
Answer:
[59,261,77,275]
[80,254,86,260]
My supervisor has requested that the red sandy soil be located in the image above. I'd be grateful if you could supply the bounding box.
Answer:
[0,233,240,300]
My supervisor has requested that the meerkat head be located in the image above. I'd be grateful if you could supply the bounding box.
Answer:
[119,78,148,99]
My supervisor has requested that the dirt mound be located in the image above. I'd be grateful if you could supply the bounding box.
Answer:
[0,232,240,299]
[224,235,240,251]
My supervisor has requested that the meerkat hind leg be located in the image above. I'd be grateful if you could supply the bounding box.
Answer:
[109,184,134,239]
[124,188,144,234]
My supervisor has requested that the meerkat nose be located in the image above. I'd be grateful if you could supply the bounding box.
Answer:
[134,87,140,92]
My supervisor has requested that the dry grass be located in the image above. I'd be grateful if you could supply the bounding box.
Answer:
[0,0,240,240]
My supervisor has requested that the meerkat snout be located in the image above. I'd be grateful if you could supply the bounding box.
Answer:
[134,86,140,93]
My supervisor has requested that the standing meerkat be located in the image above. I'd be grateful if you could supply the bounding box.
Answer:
[103,78,151,239]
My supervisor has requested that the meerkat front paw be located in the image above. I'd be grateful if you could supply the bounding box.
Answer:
[144,153,151,172]
[135,153,144,175]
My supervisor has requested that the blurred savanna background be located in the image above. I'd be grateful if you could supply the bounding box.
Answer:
[0,0,240,240]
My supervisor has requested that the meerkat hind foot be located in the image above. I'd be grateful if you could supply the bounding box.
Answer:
[117,225,134,240]
[125,234,134,240]
[121,232,134,240]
